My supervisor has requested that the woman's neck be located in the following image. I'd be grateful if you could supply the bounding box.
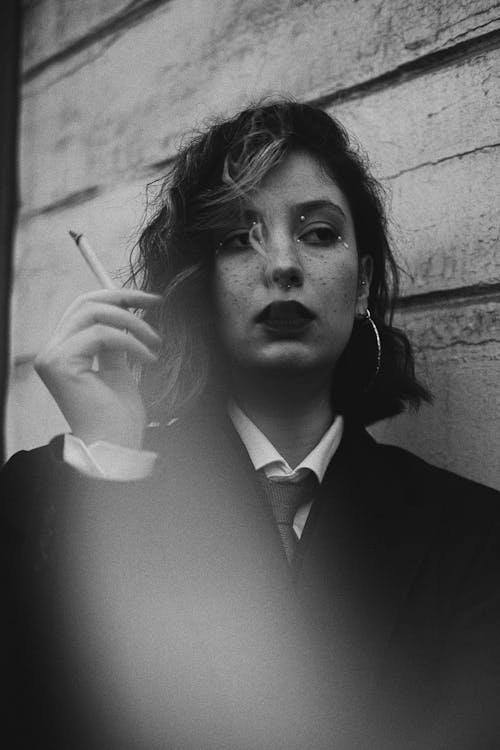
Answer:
[230,371,334,468]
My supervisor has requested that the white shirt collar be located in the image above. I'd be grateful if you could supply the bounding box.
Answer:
[227,400,344,484]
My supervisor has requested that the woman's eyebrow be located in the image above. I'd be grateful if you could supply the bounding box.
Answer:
[294,199,346,219]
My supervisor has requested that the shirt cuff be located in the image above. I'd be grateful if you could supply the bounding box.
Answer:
[63,434,157,481]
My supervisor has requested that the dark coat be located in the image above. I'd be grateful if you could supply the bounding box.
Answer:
[2,407,500,749]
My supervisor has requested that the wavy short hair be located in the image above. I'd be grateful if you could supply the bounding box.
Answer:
[130,99,430,425]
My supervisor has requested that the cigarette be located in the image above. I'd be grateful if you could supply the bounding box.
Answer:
[68,230,116,290]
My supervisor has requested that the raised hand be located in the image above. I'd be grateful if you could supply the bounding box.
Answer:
[34,289,162,450]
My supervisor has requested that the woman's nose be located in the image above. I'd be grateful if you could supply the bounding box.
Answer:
[264,233,304,291]
[270,265,303,290]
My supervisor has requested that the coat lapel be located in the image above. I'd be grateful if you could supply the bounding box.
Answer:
[294,423,442,694]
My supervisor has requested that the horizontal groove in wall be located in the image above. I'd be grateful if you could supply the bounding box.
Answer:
[395,283,500,311]
[13,353,35,367]
[18,166,171,220]
[20,125,500,219]
[13,283,499,368]
[18,155,177,221]
[311,26,500,108]
[19,185,103,222]
[23,0,170,82]
[382,141,500,182]
[18,25,500,220]
[22,8,500,103]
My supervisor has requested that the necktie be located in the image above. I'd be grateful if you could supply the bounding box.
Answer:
[256,470,318,564]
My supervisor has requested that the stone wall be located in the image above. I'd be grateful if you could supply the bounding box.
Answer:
[7,0,500,488]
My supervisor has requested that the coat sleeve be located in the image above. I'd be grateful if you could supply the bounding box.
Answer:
[437,476,500,747]
[1,442,66,748]
[0,441,159,750]
[1,440,64,578]
[1,437,153,570]
[404,453,500,748]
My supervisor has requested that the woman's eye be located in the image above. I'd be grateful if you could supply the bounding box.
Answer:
[218,230,251,253]
[298,225,342,247]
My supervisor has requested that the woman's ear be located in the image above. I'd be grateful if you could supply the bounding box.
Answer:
[356,255,373,316]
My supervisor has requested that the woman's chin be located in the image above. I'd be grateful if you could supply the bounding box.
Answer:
[233,344,338,377]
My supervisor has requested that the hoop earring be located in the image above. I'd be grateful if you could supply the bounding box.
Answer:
[358,308,381,389]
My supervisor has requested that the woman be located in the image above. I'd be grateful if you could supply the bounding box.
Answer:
[3,101,500,749]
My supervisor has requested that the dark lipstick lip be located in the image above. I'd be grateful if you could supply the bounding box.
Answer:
[261,318,313,335]
[255,301,315,324]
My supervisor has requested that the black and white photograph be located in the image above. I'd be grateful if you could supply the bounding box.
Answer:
[2,2,500,748]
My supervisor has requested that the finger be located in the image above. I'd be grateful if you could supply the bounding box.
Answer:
[56,302,162,349]
[65,326,159,368]
[76,289,163,309]
[98,348,129,373]
[60,289,163,324]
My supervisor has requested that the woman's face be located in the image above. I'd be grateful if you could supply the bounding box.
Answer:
[212,150,372,380]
